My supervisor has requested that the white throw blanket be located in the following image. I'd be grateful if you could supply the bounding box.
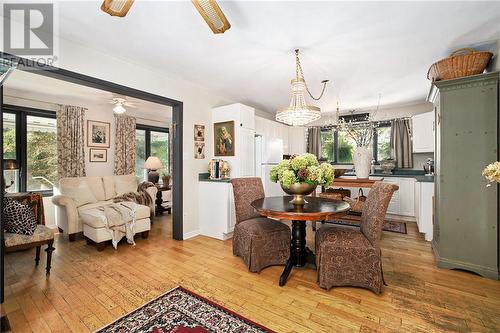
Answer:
[81,202,137,249]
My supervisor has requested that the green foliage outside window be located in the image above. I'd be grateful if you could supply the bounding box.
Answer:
[3,127,16,159]
[337,133,355,163]
[319,125,391,164]
[27,130,57,190]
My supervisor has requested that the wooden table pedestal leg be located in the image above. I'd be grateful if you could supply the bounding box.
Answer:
[279,220,315,286]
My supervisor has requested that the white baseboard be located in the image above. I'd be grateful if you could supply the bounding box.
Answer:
[183,229,200,240]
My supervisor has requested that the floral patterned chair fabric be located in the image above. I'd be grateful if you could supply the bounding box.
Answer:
[231,178,290,273]
[315,182,398,294]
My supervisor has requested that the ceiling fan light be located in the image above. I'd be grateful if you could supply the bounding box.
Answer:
[101,0,134,17]
[192,0,231,34]
[113,104,126,114]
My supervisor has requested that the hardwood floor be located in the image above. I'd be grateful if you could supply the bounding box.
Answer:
[3,215,500,332]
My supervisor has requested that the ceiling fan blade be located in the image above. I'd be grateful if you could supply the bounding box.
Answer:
[192,0,231,34]
[101,0,134,17]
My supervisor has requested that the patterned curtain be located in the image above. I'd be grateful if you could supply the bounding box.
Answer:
[57,105,86,179]
[307,127,322,158]
[391,118,413,168]
[114,115,137,175]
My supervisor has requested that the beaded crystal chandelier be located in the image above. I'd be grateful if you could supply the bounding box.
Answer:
[276,49,329,126]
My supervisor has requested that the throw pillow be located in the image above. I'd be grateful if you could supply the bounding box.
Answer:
[60,180,98,207]
[3,198,38,235]
[115,174,138,196]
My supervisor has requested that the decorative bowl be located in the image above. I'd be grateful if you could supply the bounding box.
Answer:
[379,159,396,175]
[281,182,317,205]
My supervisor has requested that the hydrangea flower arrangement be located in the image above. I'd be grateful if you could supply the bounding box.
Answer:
[483,161,500,186]
[270,153,335,189]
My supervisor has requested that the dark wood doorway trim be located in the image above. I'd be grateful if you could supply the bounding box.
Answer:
[0,54,184,305]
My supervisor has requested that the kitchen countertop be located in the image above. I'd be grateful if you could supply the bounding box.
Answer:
[344,170,434,183]
[198,173,232,183]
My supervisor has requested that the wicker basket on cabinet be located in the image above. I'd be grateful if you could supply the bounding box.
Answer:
[427,48,493,82]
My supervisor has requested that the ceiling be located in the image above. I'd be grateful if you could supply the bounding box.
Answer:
[22,2,500,114]
[4,70,172,123]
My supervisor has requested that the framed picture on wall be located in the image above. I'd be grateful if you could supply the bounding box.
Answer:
[194,142,205,159]
[87,120,110,148]
[89,149,107,162]
[194,124,205,141]
[214,121,234,156]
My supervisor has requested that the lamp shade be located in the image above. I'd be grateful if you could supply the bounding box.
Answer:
[3,159,18,170]
[144,156,163,170]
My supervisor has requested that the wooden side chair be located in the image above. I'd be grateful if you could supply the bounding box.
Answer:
[4,226,55,275]
[315,182,398,294]
[231,177,290,273]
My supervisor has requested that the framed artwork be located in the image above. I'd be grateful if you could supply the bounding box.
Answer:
[214,121,234,156]
[194,124,205,141]
[89,148,107,162]
[194,142,205,159]
[87,120,110,148]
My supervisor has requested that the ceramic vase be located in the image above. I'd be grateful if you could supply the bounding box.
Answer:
[353,146,372,179]
[281,183,317,205]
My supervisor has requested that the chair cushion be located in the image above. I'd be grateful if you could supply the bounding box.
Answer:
[79,202,150,229]
[237,217,290,236]
[114,174,138,196]
[3,198,38,235]
[4,225,54,247]
[316,225,373,250]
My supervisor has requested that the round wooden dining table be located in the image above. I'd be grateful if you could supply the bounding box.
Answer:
[251,196,350,286]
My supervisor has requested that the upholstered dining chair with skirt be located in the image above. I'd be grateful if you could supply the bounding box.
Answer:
[231,177,290,273]
[315,182,398,294]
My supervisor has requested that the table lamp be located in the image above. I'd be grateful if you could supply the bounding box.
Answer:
[144,156,163,184]
[3,159,18,192]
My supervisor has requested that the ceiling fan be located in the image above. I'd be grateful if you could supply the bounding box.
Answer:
[109,96,136,114]
[100,0,231,34]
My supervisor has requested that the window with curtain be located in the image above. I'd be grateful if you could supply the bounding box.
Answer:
[2,107,57,195]
[320,123,391,164]
[135,125,169,181]
[135,129,146,180]
[27,116,57,191]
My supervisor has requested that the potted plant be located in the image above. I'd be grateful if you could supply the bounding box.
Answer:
[161,172,171,186]
[270,153,335,205]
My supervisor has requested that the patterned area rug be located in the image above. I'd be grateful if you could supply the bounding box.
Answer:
[96,286,274,333]
[326,217,407,234]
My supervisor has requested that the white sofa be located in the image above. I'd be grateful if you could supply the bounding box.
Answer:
[52,174,156,250]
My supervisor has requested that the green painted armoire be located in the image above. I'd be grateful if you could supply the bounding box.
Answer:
[428,72,499,279]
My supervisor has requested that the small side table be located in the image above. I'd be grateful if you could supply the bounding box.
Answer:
[155,184,171,216]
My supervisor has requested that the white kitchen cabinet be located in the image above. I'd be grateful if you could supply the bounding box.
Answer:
[383,178,401,215]
[412,111,434,153]
[255,116,291,154]
[414,181,434,241]
[399,178,415,217]
[381,177,415,217]
[213,103,255,177]
[199,181,235,240]
[213,103,255,130]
